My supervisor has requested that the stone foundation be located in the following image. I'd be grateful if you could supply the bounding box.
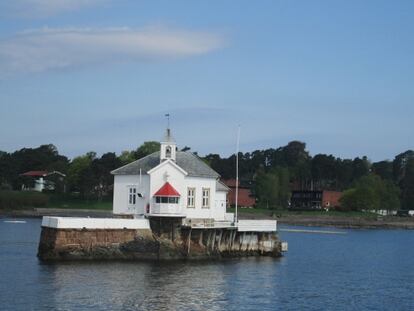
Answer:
[38,221,281,261]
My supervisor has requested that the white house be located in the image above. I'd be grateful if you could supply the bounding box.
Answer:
[111,129,231,222]
[20,170,66,192]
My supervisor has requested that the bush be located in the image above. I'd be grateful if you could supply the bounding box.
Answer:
[0,191,49,210]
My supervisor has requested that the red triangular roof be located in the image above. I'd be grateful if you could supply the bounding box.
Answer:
[154,182,180,197]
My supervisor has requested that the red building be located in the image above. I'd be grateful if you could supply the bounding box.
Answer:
[223,179,256,208]
[290,190,342,210]
[322,191,342,209]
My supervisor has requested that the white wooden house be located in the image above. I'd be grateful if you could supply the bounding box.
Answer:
[111,129,232,222]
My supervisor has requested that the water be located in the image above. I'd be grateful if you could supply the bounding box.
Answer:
[0,218,413,311]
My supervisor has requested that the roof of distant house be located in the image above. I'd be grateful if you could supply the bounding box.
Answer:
[111,151,220,178]
[20,171,48,177]
[20,170,66,177]
[223,179,252,189]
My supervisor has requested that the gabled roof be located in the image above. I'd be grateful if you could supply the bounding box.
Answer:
[147,158,188,176]
[154,182,180,197]
[216,180,230,192]
[111,151,220,178]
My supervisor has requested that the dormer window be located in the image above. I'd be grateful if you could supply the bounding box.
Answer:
[165,146,172,158]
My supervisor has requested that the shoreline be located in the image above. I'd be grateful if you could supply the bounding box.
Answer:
[1,208,414,229]
[239,213,414,229]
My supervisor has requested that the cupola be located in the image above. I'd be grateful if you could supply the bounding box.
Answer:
[160,128,177,162]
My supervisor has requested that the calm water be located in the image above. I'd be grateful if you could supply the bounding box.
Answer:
[0,218,413,311]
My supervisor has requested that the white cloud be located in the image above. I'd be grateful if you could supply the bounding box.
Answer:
[0,0,104,18]
[0,27,224,76]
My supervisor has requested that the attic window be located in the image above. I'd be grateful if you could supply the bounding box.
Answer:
[165,146,172,158]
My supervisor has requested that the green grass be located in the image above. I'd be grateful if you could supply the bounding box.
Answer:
[41,194,113,210]
[227,207,379,218]
[46,200,113,210]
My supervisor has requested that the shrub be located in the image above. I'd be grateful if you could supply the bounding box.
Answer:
[0,191,49,210]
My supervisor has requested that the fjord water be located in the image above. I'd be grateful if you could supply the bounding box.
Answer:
[0,219,413,311]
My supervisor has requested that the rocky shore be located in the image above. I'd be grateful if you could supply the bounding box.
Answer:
[37,221,281,261]
[239,213,414,229]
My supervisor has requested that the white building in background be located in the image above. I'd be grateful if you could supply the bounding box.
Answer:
[111,129,231,222]
[20,170,66,192]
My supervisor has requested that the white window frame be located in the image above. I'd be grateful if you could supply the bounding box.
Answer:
[187,187,195,208]
[202,188,210,208]
[128,186,137,206]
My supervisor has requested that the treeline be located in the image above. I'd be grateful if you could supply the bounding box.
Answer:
[0,141,413,211]
[0,142,160,200]
[204,141,414,211]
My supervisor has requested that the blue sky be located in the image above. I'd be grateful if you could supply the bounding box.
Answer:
[0,0,413,161]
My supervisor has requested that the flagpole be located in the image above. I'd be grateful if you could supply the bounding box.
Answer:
[235,126,240,225]
[165,113,170,130]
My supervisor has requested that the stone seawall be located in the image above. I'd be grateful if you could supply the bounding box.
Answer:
[38,226,281,261]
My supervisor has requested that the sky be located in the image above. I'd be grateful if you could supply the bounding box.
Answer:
[0,0,413,161]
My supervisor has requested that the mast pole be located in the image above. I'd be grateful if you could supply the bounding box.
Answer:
[235,126,240,225]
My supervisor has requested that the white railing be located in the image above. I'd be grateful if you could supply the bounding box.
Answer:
[150,203,182,215]
[237,220,277,232]
[41,216,150,229]
[224,213,235,223]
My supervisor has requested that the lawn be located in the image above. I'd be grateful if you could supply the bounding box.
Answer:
[227,207,379,218]
[46,200,113,210]
[46,194,113,210]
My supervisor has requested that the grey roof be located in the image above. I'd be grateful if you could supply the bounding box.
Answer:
[216,180,230,192]
[111,151,220,178]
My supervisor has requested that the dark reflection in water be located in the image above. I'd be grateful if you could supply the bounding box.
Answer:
[0,218,413,311]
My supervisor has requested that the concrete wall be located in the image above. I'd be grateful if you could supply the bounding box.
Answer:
[41,216,150,229]
[237,220,277,232]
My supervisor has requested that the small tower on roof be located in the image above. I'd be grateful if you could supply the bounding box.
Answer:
[160,114,177,162]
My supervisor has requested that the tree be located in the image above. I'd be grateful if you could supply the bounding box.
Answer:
[340,174,400,211]
[392,150,414,182]
[400,158,414,210]
[311,154,337,187]
[372,160,393,180]
[255,167,290,209]
[118,150,136,165]
[352,156,370,180]
[67,153,94,196]
[91,153,121,199]
[135,141,160,159]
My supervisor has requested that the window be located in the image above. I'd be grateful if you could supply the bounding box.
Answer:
[169,197,179,204]
[155,196,178,204]
[202,188,210,208]
[165,146,171,158]
[187,188,195,208]
[128,187,137,205]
